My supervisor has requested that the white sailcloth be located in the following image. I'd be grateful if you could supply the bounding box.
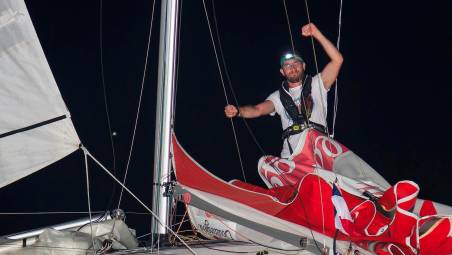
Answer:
[0,0,80,188]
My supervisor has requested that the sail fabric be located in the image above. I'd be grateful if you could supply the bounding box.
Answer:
[172,132,452,255]
[172,135,363,254]
[0,0,80,188]
[257,129,390,195]
[332,183,353,235]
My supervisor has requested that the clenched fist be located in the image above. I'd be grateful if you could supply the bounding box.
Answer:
[301,23,320,38]
[224,104,238,118]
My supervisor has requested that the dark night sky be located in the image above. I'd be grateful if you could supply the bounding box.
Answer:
[1,0,451,237]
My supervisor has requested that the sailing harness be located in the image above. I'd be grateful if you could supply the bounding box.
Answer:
[280,75,326,154]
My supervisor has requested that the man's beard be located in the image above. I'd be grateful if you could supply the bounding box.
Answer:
[286,72,303,83]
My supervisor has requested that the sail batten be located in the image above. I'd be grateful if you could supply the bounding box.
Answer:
[0,0,80,188]
[0,115,67,139]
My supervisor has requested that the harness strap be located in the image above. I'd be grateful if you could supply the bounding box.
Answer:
[282,122,326,155]
[282,123,308,154]
[279,75,324,155]
[279,75,313,125]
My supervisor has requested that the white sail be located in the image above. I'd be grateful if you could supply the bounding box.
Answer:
[0,0,80,188]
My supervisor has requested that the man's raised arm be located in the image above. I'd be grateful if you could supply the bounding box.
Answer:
[301,23,343,90]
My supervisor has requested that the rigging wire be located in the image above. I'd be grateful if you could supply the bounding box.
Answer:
[117,0,157,209]
[301,0,350,241]
[169,206,188,244]
[201,0,247,182]
[82,148,96,253]
[173,0,184,126]
[302,1,320,76]
[0,210,190,220]
[210,0,302,188]
[300,0,333,238]
[281,1,324,142]
[83,149,198,255]
[281,0,328,239]
[212,0,307,188]
[170,0,303,234]
[211,0,295,190]
[99,0,117,210]
[167,5,184,236]
[300,0,334,145]
[332,0,344,138]
[210,0,267,156]
[168,0,184,233]
[193,1,341,250]
[282,0,296,54]
[0,211,105,215]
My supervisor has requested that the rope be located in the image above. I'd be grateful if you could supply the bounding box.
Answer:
[82,149,97,252]
[212,0,295,187]
[303,1,320,76]
[99,0,117,211]
[331,0,344,138]
[172,0,184,125]
[0,210,191,217]
[117,0,157,209]
[300,3,333,145]
[301,0,333,237]
[210,0,267,156]
[305,132,326,236]
[213,0,312,190]
[0,211,105,215]
[169,207,188,244]
[111,0,157,243]
[82,148,197,255]
[301,1,332,142]
[212,0,300,188]
[282,0,296,53]
[314,170,326,236]
[136,232,153,239]
[201,0,247,182]
[203,2,343,250]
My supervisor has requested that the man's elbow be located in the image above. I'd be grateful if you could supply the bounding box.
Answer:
[254,105,271,117]
[334,53,344,66]
[254,107,266,117]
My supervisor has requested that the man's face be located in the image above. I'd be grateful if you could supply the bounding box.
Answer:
[280,59,305,83]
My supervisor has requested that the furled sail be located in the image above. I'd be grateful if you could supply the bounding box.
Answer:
[172,130,452,255]
[0,0,80,188]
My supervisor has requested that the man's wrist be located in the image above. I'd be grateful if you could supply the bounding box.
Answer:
[313,30,324,41]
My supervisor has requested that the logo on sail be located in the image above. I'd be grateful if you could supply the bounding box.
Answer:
[198,220,233,240]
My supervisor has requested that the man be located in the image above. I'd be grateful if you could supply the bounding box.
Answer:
[224,23,343,158]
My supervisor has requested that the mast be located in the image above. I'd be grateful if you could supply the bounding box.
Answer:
[151,0,179,237]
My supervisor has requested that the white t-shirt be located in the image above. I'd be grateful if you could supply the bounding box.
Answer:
[266,74,328,158]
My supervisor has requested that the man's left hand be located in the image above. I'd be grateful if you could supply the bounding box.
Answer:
[301,23,320,38]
